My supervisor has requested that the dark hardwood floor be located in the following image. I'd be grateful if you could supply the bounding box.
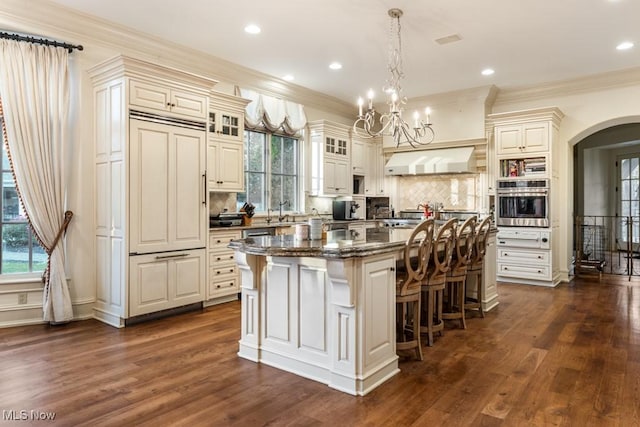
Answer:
[1,277,639,426]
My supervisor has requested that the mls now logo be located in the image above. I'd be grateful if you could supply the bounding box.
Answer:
[3,409,56,421]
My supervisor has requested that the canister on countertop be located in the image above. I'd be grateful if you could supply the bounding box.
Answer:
[308,218,323,240]
[295,224,309,240]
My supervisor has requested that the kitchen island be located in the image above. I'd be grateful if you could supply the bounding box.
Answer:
[229,226,497,395]
[230,228,411,395]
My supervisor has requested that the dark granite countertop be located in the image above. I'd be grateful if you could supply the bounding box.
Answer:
[228,228,414,259]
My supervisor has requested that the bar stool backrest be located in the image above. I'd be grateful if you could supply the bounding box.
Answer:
[399,219,435,296]
[470,216,492,269]
[450,216,478,276]
[429,218,457,284]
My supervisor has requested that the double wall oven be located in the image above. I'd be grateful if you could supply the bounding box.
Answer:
[496,179,549,227]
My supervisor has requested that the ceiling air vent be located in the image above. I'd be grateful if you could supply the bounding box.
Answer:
[435,34,462,45]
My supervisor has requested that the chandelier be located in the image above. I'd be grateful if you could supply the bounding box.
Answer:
[353,8,435,148]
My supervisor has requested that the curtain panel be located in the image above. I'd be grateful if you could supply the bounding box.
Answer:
[0,40,72,323]
[235,87,307,135]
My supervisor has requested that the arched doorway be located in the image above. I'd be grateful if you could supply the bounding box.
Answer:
[572,120,640,277]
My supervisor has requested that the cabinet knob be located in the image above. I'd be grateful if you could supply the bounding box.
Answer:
[538,270,542,273]
[229,282,233,286]
[216,285,221,288]
[216,240,221,243]
[229,255,234,259]
[229,268,234,272]
[216,257,221,261]
[216,271,221,275]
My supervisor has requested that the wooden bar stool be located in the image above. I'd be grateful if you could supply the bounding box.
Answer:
[443,216,477,330]
[420,218,457,346]
[395,219,435,360]
[465,216,492,318]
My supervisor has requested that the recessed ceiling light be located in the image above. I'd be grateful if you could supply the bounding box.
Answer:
[244,24,261,35]
[481,68,495,76]
[617,41,634,50]
[329,62,343,70]
[282,74,294,81]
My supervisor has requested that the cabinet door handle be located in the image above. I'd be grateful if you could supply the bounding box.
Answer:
[202,173,207,205]
[155,253,189,260]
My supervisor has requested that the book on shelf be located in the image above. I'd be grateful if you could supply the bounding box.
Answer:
[501,157,547,177]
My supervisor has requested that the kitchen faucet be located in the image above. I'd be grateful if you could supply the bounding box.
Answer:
[278,200,289,222]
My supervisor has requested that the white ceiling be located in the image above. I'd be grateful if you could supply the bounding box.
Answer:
[49,0,640,104]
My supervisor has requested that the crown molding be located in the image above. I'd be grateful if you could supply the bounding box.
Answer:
[1,0,354,118]
[494,67,640,107]
[487,106,565,127]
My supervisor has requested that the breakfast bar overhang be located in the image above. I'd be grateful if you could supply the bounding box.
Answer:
[230,229,414,396]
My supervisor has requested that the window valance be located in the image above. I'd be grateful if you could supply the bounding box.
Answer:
[235,87,307,135]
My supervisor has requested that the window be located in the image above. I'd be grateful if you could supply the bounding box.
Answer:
[237,130,300,213]
[0,120,46,274]
[618,155,640,247]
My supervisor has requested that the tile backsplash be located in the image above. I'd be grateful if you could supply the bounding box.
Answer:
[395,174,479,211]
[209,192,237,215]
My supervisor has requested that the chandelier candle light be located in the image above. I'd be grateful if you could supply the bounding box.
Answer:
[354,8,435,148]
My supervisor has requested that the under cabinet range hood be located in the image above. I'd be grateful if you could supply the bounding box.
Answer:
[384,146,477,175]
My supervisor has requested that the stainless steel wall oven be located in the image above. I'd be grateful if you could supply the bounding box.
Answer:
[496,179,549,227]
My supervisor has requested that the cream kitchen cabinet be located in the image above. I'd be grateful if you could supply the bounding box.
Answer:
[129,118,207,255]
[309,120,352,196]
[129,249,206,317]
[205,230,241,305]
[207,92,249,192]
[495,227,556,285]
[324,157,350,195]
[364,138,386,196]
[129,79,207,120]
[489,108,564,287]
[207,140,244,191]
[90,55,215,327]
[208,91,245,143]
[351,137,367,175]
[494,121,550,155]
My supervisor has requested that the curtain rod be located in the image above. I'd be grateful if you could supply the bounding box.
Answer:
[0,31,83,53]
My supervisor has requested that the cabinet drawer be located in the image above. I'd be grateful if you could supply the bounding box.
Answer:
[209,251,235,264]
[210,264,238,277]
[209,231,240,249]
[498,263,551,280]
[208,276,239,297]
[498,248,549,264]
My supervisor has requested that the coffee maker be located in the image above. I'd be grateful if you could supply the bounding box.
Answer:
[332,200,359,220]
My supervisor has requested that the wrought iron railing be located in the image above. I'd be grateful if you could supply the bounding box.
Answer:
[574,215,640,279]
